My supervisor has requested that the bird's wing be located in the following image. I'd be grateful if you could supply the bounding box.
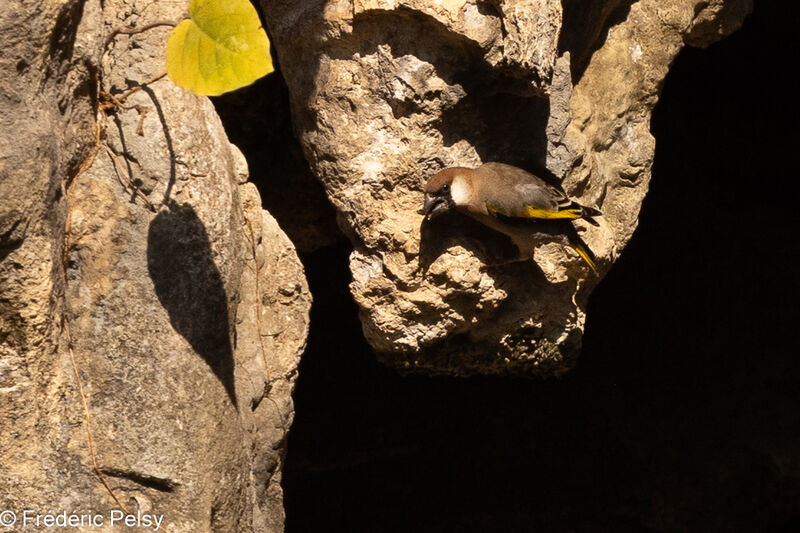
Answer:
[479,163,584,221]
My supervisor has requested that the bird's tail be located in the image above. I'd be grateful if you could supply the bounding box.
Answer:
[578,204,601,227]
[565,226,598,273]
[571,243,597,272]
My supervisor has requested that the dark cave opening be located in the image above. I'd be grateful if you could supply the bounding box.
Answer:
[214,2,799,531]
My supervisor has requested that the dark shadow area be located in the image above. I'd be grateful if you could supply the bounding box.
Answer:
[438,90,550,169]
[147,203,236,406]
[46,0,84,77]
[0,233,23,263]
[418,211,519,272]
[278,2,800,532]
[558,0,635,82]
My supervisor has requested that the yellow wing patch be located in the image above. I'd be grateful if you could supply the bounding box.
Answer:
[522,206,582,219]
[486,202,581,220]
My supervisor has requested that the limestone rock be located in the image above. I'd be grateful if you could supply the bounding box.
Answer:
[262,0,752,375]
[0,1,309,531]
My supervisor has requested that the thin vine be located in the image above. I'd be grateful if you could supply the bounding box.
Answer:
[61,20,174,514]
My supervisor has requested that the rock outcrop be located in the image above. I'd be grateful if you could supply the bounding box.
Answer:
[261,0,751,375]
[0,1,309,531]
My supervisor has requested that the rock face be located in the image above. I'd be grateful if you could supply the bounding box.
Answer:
[0,1,309,531]
[262,0,751,375]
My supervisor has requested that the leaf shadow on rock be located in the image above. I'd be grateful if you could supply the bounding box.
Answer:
[147,203,237,406]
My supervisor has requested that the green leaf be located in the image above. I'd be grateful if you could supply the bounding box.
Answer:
[166,0,273,96]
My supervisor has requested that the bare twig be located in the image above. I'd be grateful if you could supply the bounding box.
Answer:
[105,146,158,212]
[115,72,168,102]
[103,21,177,52]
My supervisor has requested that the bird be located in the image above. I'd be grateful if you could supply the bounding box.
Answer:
[422,162,601,271]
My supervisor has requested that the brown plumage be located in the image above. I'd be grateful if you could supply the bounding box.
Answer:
[423,162,600,270]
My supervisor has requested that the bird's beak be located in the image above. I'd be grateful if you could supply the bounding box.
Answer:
[423,194,447,221]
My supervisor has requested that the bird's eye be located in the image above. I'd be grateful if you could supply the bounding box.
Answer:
[442,184,450,192]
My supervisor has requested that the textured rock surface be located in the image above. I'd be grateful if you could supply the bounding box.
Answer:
[262,0,752,375]
[0,1,309,531]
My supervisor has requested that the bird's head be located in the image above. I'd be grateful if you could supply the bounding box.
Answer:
[423,167,470,221]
